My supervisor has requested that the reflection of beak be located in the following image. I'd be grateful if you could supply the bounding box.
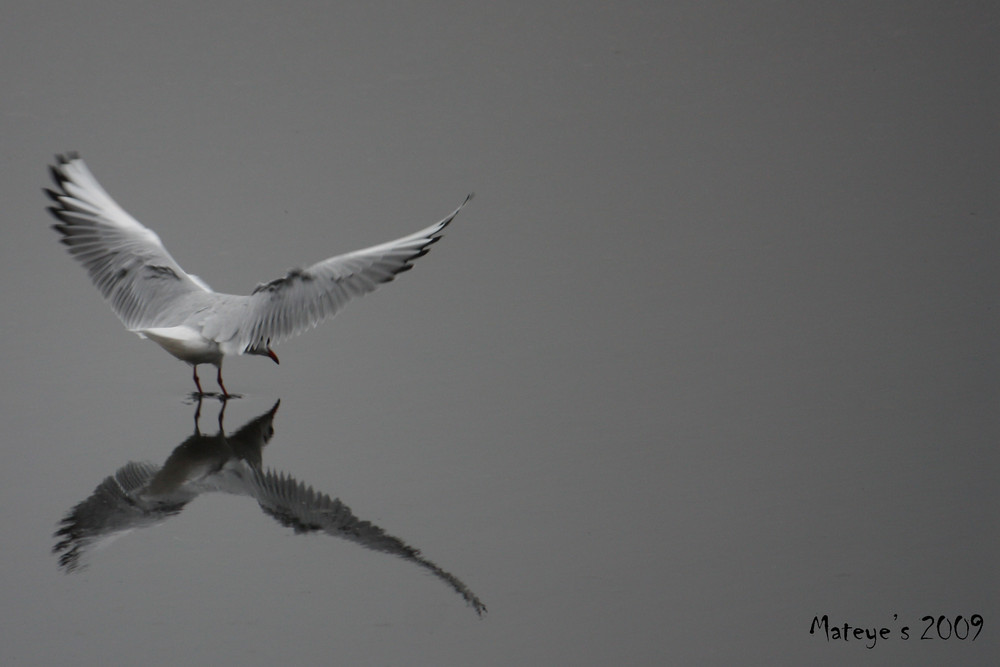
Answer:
[267,348,280,364]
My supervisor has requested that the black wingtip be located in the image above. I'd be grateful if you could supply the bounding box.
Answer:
[48,207,70,224]
[49,164,67,187]
[50,153,81,184]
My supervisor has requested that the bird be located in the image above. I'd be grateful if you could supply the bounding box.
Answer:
[46,153,471,397]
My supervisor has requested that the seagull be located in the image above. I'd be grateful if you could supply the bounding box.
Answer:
[46,153,471,397]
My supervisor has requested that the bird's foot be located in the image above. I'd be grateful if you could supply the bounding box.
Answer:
[186,391,243,402]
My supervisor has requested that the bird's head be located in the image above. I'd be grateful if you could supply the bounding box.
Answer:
[247,342,280,364]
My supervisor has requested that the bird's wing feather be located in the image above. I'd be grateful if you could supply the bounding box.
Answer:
[222,194,472,353]
[46,153,209,331]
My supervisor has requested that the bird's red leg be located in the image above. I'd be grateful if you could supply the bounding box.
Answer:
[193,365,204,395]
[217,366,230,398]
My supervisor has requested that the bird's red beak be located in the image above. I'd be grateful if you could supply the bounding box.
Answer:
[267,347,279,364]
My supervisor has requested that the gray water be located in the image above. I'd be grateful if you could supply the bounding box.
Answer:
[2,3,996,665]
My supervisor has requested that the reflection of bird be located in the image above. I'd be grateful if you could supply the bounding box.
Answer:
[47,153,472,396]
[53,400,486,616]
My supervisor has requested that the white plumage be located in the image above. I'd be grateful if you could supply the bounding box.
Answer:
[47,153,471,396]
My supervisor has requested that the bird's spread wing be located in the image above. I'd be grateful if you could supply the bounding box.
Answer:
[212,194,473,354]
[46,153,209,331]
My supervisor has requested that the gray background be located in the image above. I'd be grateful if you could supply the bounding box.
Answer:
[2,2,997,665]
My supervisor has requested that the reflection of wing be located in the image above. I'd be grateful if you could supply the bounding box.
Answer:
[241,468,487,616]
[52,462,188,572]
[56,459,485,614]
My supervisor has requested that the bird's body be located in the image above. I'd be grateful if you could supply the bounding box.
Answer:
[46,153,470,396]
[139,326,226,365]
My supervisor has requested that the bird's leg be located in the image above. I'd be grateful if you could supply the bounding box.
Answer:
[193,365,204,395]
[216,366,230,399]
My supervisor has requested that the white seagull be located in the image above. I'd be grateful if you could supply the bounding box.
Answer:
[47,153,471,397]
